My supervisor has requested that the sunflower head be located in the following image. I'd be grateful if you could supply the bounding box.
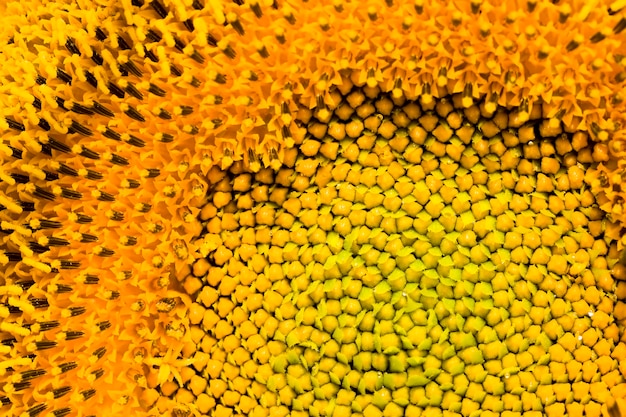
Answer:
[1,0,626,416]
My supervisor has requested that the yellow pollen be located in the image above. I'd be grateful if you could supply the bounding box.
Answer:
[1,1,626,416]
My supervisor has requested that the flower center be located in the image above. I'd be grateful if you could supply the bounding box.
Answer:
[185,89,624,417]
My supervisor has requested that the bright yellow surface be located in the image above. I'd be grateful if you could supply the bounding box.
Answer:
[0,0,625,416]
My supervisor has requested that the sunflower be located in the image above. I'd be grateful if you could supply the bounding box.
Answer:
[1,0,626,416]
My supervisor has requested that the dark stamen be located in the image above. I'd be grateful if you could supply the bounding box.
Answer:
[28,242,49,254]
[148,83,166,97]
[85,71,98,88]
[68,306,85,316]
[183,19,195,31]
[75,213,92,224]
[56,68,72,84]
[117,35,131,50]
[38,119,51,131]
[615,17,626,34]
[71,103,94,115]
[8,173,27,183]
[158,133,173,142]
[146,30,162,43]
[38,220,62,229]
[81,389,96,400]
[92,344,106,359]
[95,27,107,41]
[20,369,46,382]
[96,191,115,202]
[86,169,103,180]
[69,120,93,136]
[158,109,172,120]
[124,83,144,100]
[127,135,145,147]
[102,127,121,140]
[125,179,140,189]
[144,47,159,62]
[14,382,31,392]
[33,186,55,201]
[54,283,73,290]
[38,320,59,331]
[122,60,142,77]
[65,38,81,55]
[84,274,99,284]
[53,408,71,417]
[27,403,47,417]
[64,331,84,341]
[174,36,186,51]
[6,118,25,131]
[110,154,129,166]
[6,146,22,159]
[91,52,103,65]
[47,138,71,153]
[34,341,57,351]
[170,64,182,76]
[107,82,125,98]
[138,203,152,212]
[53,388,71,399]
[57,163,78,176]
[16,202,34,214]
[150,0,168,18]
[108,210,124,220]
[92,102,114,117]
[58,362,77,373]
[80,233,98,243]
[96,321,111,332]
[79,147,100,160]
[47,237,69,246]
[30,298,49,308]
